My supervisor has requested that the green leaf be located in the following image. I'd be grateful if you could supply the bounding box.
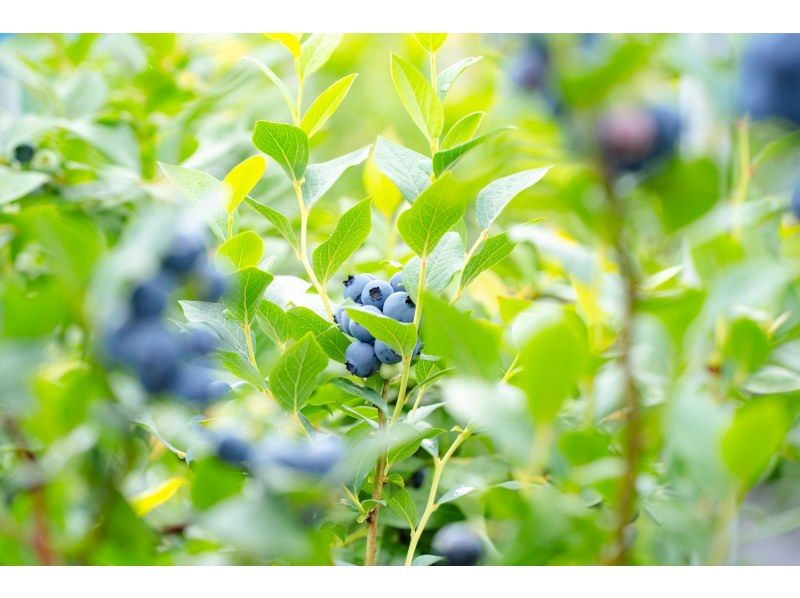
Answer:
[459,232,516,290]
[222,155,266,214]
[245,198,299,253]
[330,378,389,414]
[257,300,289,346]
[437,56,482,100]
[0,167,49,205]
[722,398,789,489]
[387,424,444,464]
[252,121,309,181]
[475,167,551,230]
[412,555,444,566]
[244,57,298,117]
[216,231,264,272]
[191,458,246,511]
[287,306,350,362]
[265,33,301,58]
[441,111,485,150]
[646,158,721,232]
[269,333,328,413]
[413,33,448,53]
[218,351,266,389]
[373,136,432,203]
[403,231,464,302]
[225,267,274,326]
[390,53,444,144]
[158,162,229,242]
[388,488,418,528]
[512,305,589,422]
[179,301,249,359]
[301,73,358,138]
[301,145,370,208]
[312,198,372,283]
[397,172,465,256]
[432,127,514,176]
[298,33,343,79]
[420,294,502,379]
[345,306,417,357]
[437,484,476,505]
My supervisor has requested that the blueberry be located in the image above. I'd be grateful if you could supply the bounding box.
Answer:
[740,34,800,126]
[409,467,426,489]
[185,327,219,355]
[343,273,374,303]
[360,279,393,310]
[374,339,401,365]
[261,435,343,476]
[389,272,406,293]
[597,105,680,174]
[129,274,173,319]
[161,232,206,275]
[217,434,252,466]
[791,183,800,220]
[334,307,351,335]
[345,340,380,378]
[382,291,415,323]
[432,523,483,566]
[172,365,214,403]
[511,38,549,91]
[13,143,35,164]
[348,305,382,343]
[122,322,184,393]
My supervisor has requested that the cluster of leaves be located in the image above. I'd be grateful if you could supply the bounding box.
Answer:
[1,33,800,566]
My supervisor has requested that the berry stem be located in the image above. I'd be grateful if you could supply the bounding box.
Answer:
[292,180,334,319]
[364,383,390,565]
[404,426,472,566]
[390,354,413,425]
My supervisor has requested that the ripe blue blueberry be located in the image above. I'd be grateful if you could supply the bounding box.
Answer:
[511,38,549,91]
[197,262,228,301]
[185,327,219,355]
[389,272,406,292]
[122,322,184,393]
[740,34,800,127]
[360,279,393,310]
[217,434,252,466]
[130,274,173,319]
[172,365,213,403]
[598,105,680,173]
[345,340,380,377]
[161,232,206,275]
[382,291,415,323]
[334,307,351,335]
[432,523,484,566]
[208,380,232,400]
[374,339,401,365]
[343,273,374,303]
[13,143,35,164]
[348,305,382,343]
[261,435,343,476]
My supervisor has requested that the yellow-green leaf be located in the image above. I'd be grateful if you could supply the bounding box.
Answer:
[222,155,266,213]
[301,73,358,138]
[413,33,448,53]
[390,53,444,144]
[131,477,188,516]
[265,33,301,58]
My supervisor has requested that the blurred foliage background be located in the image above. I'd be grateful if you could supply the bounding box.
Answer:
[1,33,800,566]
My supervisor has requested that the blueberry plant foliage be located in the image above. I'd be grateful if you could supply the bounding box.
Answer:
[2,33,800,566]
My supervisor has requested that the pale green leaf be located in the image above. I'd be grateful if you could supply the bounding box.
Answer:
[476,167,551,230]
[403,231,464,302]
[301,145,370,207]
[387,424,444,464]
[245,198,299,253]
[0,167,49,205]
[459,232,516,290]
[243,56,298,117]
[269,333,328,413]
[301,73,358,138]
[298,33,343,79]
[252,121,309,181]
[413,33,448,53]
[397,172,465,256]
[216,231,264,272]
[330,377,389,414]
[432,127,514,176]
[390,53,444,143]
[373,136,432,203]
[179,300,250,359]
[257,300,289,346]
[312,198,372,283]
[441,111,485,150]
[345,306,417,356]
[437,484,476,505]
[159,162,229,242]
[437,56,482,100]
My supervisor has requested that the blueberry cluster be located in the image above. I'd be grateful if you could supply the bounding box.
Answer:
[334,272,420,378]
[105,232,230,405]
[597,105,680,174]
[432,523,484,566]
[216,432,343,478]
[741,34,800,127]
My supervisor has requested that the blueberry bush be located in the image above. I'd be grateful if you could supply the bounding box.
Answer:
[2,33,800,566]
